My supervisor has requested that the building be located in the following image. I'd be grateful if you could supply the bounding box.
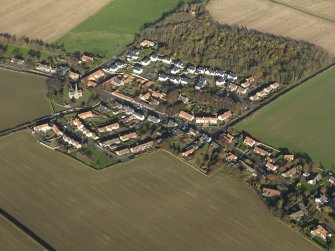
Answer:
[284,154,294,162]
[151,91,163,99]
[120,132,138,142]
[218,111,232,121]
[262,188,281,197]
[140,39,156,47]
[315,194,329,206]
[266,162,278,172]
[244,136,256,147]
[216,77,226,86]
[115,148,130,156]
[86,80,97,88]
[132,112,145,121]
[68,71,80,81]
[52,124,63,136]
[68,83,83,100]
[179,111,194,122]
[311,225,329,240]
[147,115,160,124]
[81,55,94,62]
[86,70,104,81]
[254,146,270,156]
[308,174,322,185]
[62,135,82,149]
[78,111,93,120]
[103,76,124,87]
[98,123,119,133]
[99,137,121,147]
[33,123,51,133]
[226,153,238,162]
[281,167,297,178]
[224,133,234,143]
[182,146,197,157]
[35,63,56,74]
[140,92,151,102]
[195,117,218,125]
[130,141,154,153]
[133,64,143,74]
[329,176,335,185]
[289,210,305,221]
[73,118,84,130]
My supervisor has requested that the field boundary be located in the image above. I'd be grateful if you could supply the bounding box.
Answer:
[0,207,55,251]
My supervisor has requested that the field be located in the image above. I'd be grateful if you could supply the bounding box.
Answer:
[0,216,43,251]
[207,0,335,55]
[0,131,320,251]
[235,67,335,170]
[0,0,110,42]
[57,0,187,58]
[0,69,51,131]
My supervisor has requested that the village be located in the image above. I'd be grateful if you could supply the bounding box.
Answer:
[27,38,335,248]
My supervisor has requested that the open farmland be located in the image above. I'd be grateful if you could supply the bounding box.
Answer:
[57,0,188,58]
[0,0,110,42]
[0,216,43,251]
[235,67,335,170]
[0,131,319,251]
[0,69,51,131]
[207,0,335,55]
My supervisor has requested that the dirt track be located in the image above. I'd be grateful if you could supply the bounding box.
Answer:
[207,0,335,55]
[0,0,110,42]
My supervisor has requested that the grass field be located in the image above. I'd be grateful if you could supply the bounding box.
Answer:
[0,0,110,41]
[0,131,320,250]
[0,216,43,251]
[57,0,186,58]
[0,69,51,131]
[235,66,335,170]
[207,0,335,55]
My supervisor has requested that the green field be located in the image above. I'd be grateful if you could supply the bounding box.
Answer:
[0,131,319,250]
[0,69,51,131]
[57,0,186,58]
[236,67,335,170]
[0,216,43,251]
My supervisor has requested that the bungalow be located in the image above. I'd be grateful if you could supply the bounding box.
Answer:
[311,225,329,240]
[218,111,232,122]
[179,111,194,122]
[262,187,281,197]
[78,111,93,120]
[86,70,104,81]
[81,55,94,62]
[244,136,256,147]
[315,194,329,206]
[52,124,63,136]
[130,141,154,153]
[215,77,226,86]
[282,167,297,178]
[115,148,130,156]
[140,92,151,102]
[254,146,270,156]
[147,115,160,124]
[120,132,138,142]
[99,137,120,147]
[182,145,197,157]
[195,117,218,125]
[289,210,305,221]
[33,123,51,133]
[226,153,238,162]
[266,162,278,172]
[140,39,156,47]
[284,154,294,162]
[133,64,143,74]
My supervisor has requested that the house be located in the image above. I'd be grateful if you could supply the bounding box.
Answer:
[170,75,181,85]
[52,124,63,136]
[133,64,143,74]
[35,63,56,74]
[103,75,124,87]
[282,167,297,178]
[263,86,272,94]
[311,225,329,240]
[141,57,151,66]
[99,137,121,147]
[98,123,119,133]
[329,176,335,185]
[86,80,97,88]
[123,73,134,83]
[266,162,278,172]
[227,73,237,81]
[270,82,280,90]
[226,153,238,162]
[62,135,82,149]
[236,87,248,95]
[179,111,194,122]
[224,133,234,143]
[81,55,94,62]
[127,49,140,61]
[284,154,294,162]
[158,72,169,82]
[254,146,270,156]
[257,90,267,98]
[171,66,180,74]
[195,117,218,125]
[180,76,190,85]
[289,210,305,221]
[162,56,172,64]
[196,66,205,74]
[147,115,160,124]
[144,81,154,88]
[86,70,104,81]
[149,99,160,106]
[82,127,99,140]
[78,111,93,120]
[228,83,238,92]
[140,39,156,47]
[195,77,207,90]
[241,80,251,89]
[33,123,51,133]
[115,148,130,156]
[166,120,178,128]
[173,59,183,68]
[123,105,135,114]
[68,83,83,100]
[216,77,226,86]
[130,141,154,153]
[186,65,196,74]
[140,92,151,102]
[68,71,80,81]
[249,95,260,101]
[10,57,24,65]
[132,112,145,121]
[182,146,197,157]
[218,111,232,122]
[308,174,322,185]
[244,136,256,147]
[150,53,158,62]
[73,118,84,130]
[200,134,212,144]
[151,91,163,99]
[315,194,329,206]
[120,132,138,141]
[262,188,281,197]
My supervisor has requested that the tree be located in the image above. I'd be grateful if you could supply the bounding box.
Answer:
[167,88,179,105]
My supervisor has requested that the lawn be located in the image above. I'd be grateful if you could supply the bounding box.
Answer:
[57,0,187,58]
[235,66,335,170]
[0,131,320,251]
[0,69,52,131]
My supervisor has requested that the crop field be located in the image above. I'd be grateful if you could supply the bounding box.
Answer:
[0,216,43,251]
[236,67,335,170]
[0,0,110,42]
[207,0,335,55]
[0,69,51,131]
[57,0,187,58]
[0,131,319,251]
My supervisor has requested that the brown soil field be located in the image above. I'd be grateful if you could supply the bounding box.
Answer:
[0,0,111,42]
[207,0,335,55]
[0,131,320,251]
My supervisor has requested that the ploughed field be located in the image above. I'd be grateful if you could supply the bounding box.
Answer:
[0,69,51,131]
[0,131,319,251]
[207,0,335,55]
[57,0,188,58]
[0,215,43,251]
[236,67,335,170]
[0,0,110,41]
